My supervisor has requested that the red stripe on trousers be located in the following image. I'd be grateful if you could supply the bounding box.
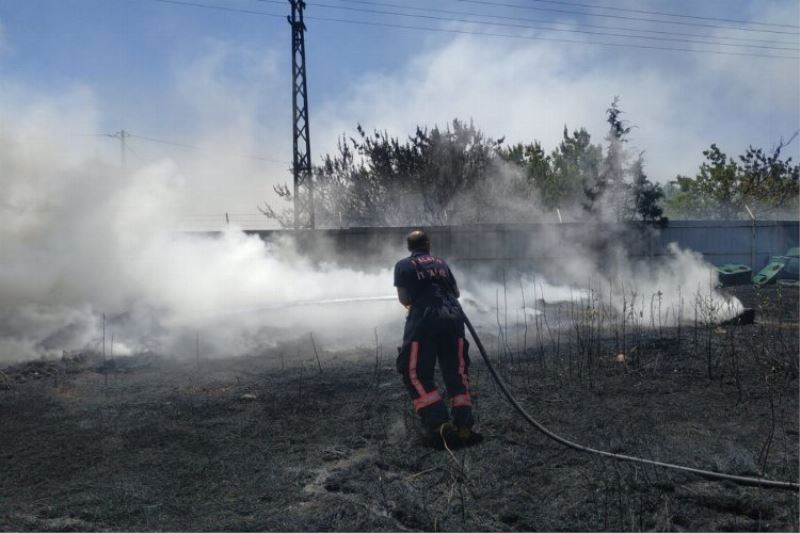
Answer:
[408,341,427,397]
[413,390,443,411]
[452,393,472,407]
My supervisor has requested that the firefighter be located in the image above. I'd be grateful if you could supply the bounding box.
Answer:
[394,229,482,449]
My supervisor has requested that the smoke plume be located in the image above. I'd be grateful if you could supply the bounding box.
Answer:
[0,95,744,365]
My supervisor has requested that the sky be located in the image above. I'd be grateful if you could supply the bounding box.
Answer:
[0,0,798,228]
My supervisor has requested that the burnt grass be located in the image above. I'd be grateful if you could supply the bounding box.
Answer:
[1,285,798,531]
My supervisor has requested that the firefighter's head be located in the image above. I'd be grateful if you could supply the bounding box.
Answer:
[407,229,430,253]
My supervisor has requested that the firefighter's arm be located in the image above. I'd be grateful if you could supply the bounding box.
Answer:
[397,287,412,308]
[448,270,461,299]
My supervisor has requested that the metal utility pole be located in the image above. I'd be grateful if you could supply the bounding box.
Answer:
[104,130,128,168]
[744,204,756,272]
[118,129,128,168]
[288,0,314,229]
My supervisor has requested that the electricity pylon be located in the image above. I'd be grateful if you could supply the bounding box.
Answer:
[288,0,314,229]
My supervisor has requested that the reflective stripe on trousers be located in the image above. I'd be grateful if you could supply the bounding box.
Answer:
[409,341,443,412]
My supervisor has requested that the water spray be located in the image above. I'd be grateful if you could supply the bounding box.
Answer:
[210,295,397,317]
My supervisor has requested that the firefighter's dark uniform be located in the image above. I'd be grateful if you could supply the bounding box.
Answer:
[394,251,474,432]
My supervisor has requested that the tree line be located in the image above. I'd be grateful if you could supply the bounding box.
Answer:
[263,99,799,227]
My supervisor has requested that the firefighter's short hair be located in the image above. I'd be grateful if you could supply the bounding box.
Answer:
[407,229,430,252]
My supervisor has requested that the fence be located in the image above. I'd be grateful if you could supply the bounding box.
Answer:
[238,220,796,276]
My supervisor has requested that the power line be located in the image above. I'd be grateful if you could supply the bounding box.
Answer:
[100,130,129,167]
[450,0,800,36]
[154,0,285,18]
[126,133,196,150]
[126,132,290,164]
[505,0,800,30]
[325,0,796,48]
[124,143,147,164]
[256,0,799,52]
[150,0,799,59]
[97,129,290,164]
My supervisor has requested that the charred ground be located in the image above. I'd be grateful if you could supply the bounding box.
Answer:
[1,285,798,531]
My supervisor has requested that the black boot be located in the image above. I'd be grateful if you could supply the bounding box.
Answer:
[429,422,460,450]
[456,426,484,447]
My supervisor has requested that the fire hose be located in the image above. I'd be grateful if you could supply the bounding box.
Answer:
[460,311,800,491]
[211,293,797,489]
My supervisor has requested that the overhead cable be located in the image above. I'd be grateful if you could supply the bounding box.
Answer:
[451,0,800,36]
[151,0,800,60]
[154,0,285,18]
[256,0,799,52]
[325,0,796,47]
[507,0,800,30]
[127,132,290,164]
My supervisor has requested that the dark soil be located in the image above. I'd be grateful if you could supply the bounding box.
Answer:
[1,285,798,531]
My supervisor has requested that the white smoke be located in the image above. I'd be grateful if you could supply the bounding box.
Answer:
[0,99,406,362]
[0,150,405,361]
[0,86,745,364]
[464,242,741,333]
[0,136,744,363]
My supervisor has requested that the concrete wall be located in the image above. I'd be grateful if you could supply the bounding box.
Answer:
[242,220,799,278]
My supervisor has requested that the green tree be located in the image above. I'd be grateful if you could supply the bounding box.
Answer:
[585,97,632,220]
[417,119,505,224]
[550,127,602,211]
[737,139,800,216]
[630,153,665,223]
[498,141,554,206]
[666,144,738,219]
[262,103,679,227]
[263,119,507,227]
[664,139,798,219]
